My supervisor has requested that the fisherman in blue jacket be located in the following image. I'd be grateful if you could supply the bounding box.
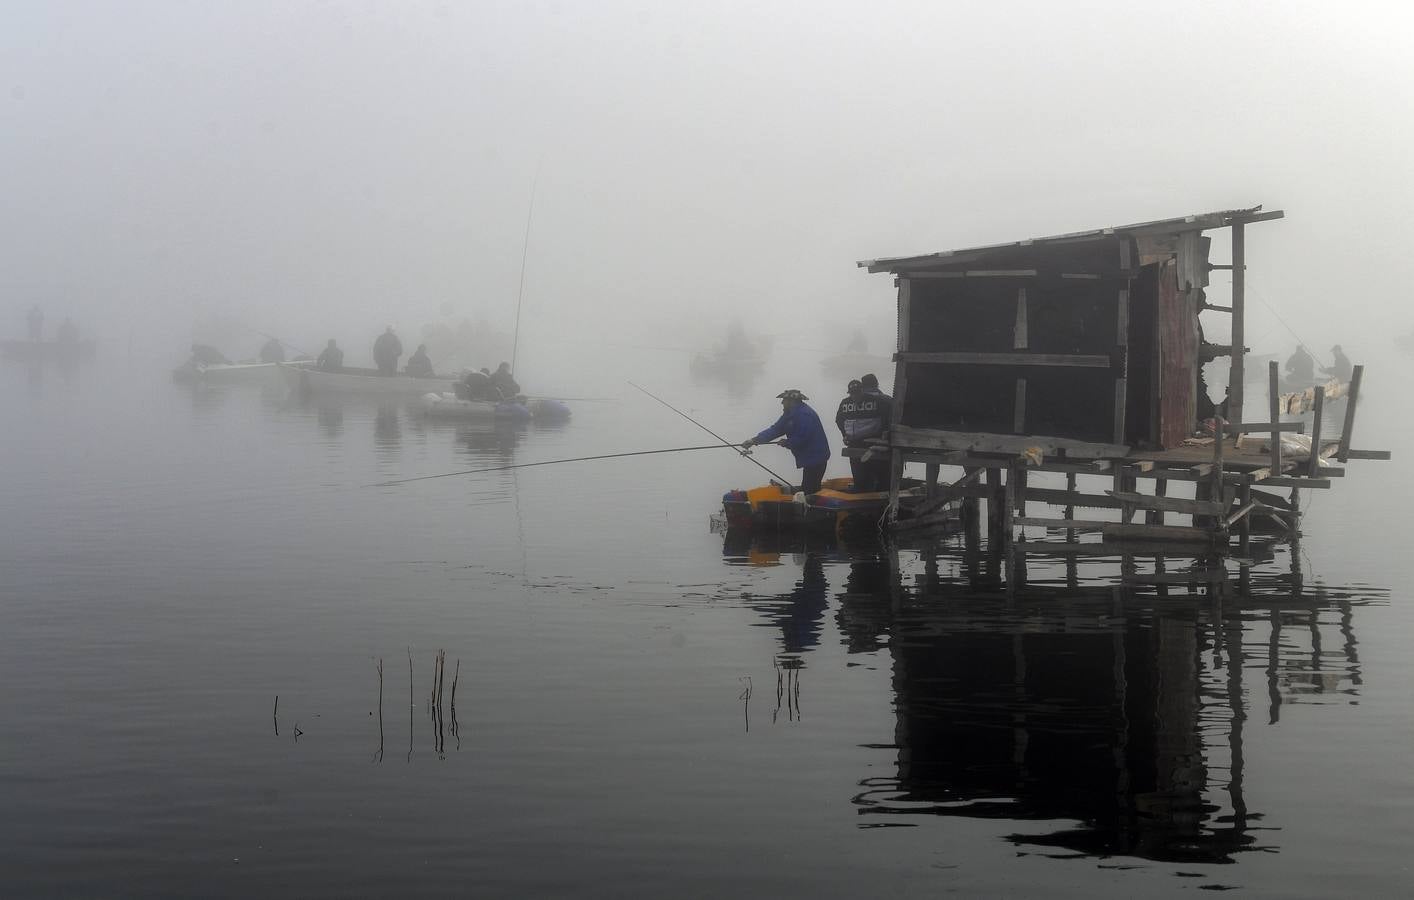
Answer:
[740,389,831,496]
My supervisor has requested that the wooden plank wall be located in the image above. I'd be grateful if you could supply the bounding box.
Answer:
[1156,259,1196,448]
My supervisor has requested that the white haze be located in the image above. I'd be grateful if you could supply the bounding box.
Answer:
[3,0,1413,382]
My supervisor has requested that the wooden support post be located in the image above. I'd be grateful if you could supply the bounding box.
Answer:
[1307,386,1325,479]
[1064,471,1077,542]
[1148,477,1167,525]
[924,461,939,499]
[986,466,1004,547]
[1337,364,1364,463]
[1268,360,1282,475]
[1238,479,1252,553]
[1229,223,1246,425]
[1114,287,1129,445]
[1002,463,1017,544]
[888,448,903,523]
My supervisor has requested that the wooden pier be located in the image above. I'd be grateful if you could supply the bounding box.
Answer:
[857,207,1390,556]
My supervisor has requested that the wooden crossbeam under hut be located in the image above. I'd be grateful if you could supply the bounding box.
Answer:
[856,206,1390,553]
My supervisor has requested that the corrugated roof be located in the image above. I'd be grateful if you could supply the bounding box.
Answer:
[858,206,1283,273]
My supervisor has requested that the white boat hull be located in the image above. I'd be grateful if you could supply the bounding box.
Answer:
[174,360,311,385]
[281,365,456,396]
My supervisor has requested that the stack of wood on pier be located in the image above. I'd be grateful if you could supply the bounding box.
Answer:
[857,207,1390,546]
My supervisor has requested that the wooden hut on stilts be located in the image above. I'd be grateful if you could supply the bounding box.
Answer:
[857,207,1390,551]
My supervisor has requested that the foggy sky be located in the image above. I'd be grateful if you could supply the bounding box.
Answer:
[3,1,1412,366]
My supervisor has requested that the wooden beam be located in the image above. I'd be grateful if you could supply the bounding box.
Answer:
[1256,476,1331,489]
[1014,517,1110,531]
[1227,422,1303,434]
[1226,502,1257,527]
[1013,379,1027,433]
[1343,449,1392,460]
[1337,364,1363,462]
[1023,487,1123,510]
[896,352,1111,368]
[1268,360,1281,477]
[890,425,1131,459]
[1102,523,1220,543]
[1306,386,1325,479]
[1230,223,1246,425]
[1106,490,1227,517]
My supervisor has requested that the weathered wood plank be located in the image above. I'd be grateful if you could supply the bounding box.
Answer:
[1014,517,1110,530]
[1230,222,1246,424]
[1268,360,1281,476]
[1255,476,1331,489]
[1307,386,1325,479]
[1337,364,1363,462]
[1102,522,1220,543]
[897,352,1112,368]
[890,425,1130,459]
[1107,490,1226,517]
[1343,449,1392,460]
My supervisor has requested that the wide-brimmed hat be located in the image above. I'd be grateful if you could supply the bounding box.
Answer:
[775,389,808,402]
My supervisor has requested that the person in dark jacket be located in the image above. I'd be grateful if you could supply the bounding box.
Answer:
[259,337,286,363]
[405,344,434,378]
[1323,344,1352,382]
[373,327,403,376]
[189,343,231,366]
[859,373,894,491]
[1285,345,1314,385]
[835,378,890,491]
[316,339,344,371]
[490,361,520,398]
[740,389,832,496]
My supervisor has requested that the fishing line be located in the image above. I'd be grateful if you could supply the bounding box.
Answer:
[628,381,792,485]
[368,442,778,487]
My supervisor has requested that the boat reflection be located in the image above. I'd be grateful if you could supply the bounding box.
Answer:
[728,534,1379,864]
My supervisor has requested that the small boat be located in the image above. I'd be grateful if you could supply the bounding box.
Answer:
[419,392,532,420]
[172,360,311,385]
[420,393,570,421]
[1,339,97,361]
[281,365,457,397]
[722,477,928,533]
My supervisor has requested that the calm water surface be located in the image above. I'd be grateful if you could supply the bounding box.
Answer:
[2,350,1411,897]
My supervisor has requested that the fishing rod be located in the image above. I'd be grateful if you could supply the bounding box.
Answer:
[509,164,540,375]
[627,381,792,486]
[369,442,778,487]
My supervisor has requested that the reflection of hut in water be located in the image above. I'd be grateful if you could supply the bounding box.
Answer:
[857,207,1390,547]
[831,544,1374,863]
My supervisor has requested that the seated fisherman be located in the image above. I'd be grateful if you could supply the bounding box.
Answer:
[316,339,344,371]
[405,344,434,378]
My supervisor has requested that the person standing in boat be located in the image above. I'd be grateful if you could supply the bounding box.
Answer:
[259,337,286,363]
[316,339,344,371]
[405,344,434,378]
[26,305,43,341]
[490,362,520,398]
[740,388,831,496]
[373,326,403,376]
[835,378,889,491]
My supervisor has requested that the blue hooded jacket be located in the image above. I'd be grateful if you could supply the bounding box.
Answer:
[754,402,831,468]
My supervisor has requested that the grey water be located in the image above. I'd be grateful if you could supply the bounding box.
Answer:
[2,349,1412,898]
